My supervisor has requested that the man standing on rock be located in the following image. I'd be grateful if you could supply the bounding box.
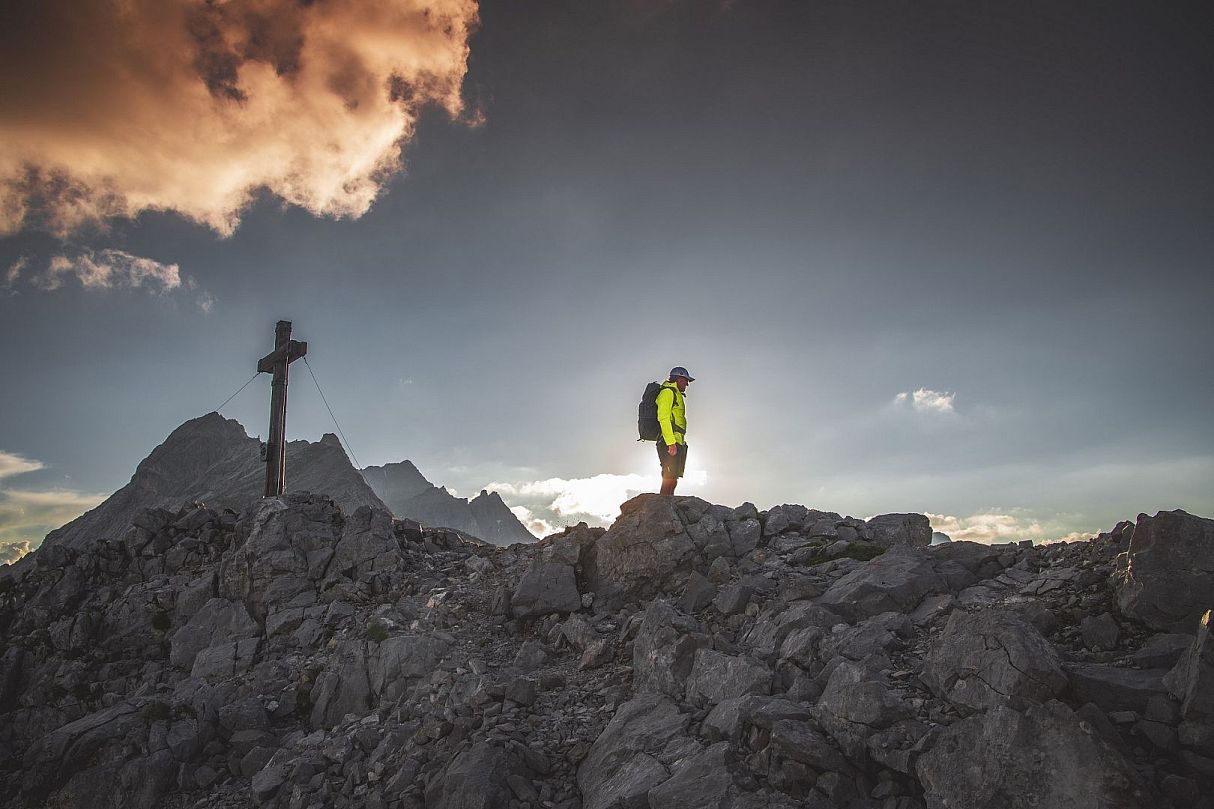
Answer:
[657,367,694,496]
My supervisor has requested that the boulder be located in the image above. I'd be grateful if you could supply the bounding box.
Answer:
[921,609,1067,714]
[369,633,451,702]
[680,572,717,614]
[645,742,738,809]
[1163,609,1214,752]
[702,696,811,744]
[1081,613,1121,651]
[191,637,260,680]
[512,560,581,618]
[587,496,698,609]
[426,742,520,809]
[741,601,843,660]
[814,660,911,759]
[1132,633,1194,669]
[169,597,260,670]
[684,649,772,706]
[817,548,945,621]
[632,600,711,698]
[220,495,344,621]
[1065,664,1169,715]
[327,506,401,582]
[917,701,1157,809]
[309,639,372,729]
[1112,510,1214,632]
[768,720,850,773]
[864,513,932,548]
[577,694,692,809]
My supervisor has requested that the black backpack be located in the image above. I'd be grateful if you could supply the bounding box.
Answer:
[637,382,665,441]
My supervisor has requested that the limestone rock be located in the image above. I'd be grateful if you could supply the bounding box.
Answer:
[864,513,932,548]
[1081,612,1121,651]
[917,701,1157,809]
[684,649,772,706]
[632,600,710,698]
[169,597,260,670]
[577,694,691,809]
[586,495,696,609]
[1163,610,1214,753]
[512,559,581,618]
[921,609,1067,714]
[426,742,521,809]
[817,548,945,620]
[1066,663,1169,715]
[1112,510,1214,632]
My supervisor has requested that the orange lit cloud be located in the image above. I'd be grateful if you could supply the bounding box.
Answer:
[0,0,479,237]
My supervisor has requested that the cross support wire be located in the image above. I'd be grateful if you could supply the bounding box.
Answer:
[256,320,307,497]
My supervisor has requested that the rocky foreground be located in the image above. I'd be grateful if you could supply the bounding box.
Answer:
[1,494,1212,809]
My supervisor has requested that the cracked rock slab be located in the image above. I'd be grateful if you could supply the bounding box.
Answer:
[917,701,1159,809]
[921,608,1067,714]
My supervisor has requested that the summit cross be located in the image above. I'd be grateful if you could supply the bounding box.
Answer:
[256,320,308,497]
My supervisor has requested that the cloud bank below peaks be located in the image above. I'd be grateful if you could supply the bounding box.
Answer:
[0,0,479,237]
[493,471,709,536]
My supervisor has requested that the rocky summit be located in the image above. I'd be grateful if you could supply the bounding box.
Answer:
[1,492,1213,809]
[33,414,532,563]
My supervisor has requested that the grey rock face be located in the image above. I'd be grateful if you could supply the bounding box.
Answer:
[577,694,691,809]
[1066,664,1169,715]
[921,609,1067,714]
[512,560,580,618]
[1132,633,1194,669]
[917,702,1157,809]
[426,742,522,809]
[8,459,1214,809]
[512,525,599,618]
[684,649,772,706]
[817,660,911,731]
[645,742,737,809]
[864,513,932,548]
[1112,509,1214,632]
[1164,610,1214,753]
[169,597,260,670]
[817,548,945,620]
[701,696,811,745]
[1081,612,1121,651]
[588,495,758,609]
[632,600,710,698]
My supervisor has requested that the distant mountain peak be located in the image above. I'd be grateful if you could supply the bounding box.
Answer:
[362,462,534,545]
[43,413,385,550]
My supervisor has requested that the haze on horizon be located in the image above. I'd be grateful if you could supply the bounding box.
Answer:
[2,0,1212,562]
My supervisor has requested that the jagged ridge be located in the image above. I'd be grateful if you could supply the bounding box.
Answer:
[1,491,1211,809]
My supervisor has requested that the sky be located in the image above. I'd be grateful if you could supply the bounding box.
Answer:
[2,0,1212,559]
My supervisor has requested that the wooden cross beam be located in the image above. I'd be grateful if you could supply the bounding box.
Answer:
[257,320,308,497]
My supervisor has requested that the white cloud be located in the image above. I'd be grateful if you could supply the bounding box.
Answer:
[894,388,956,414]
[4,257,27,287]
[38,250,181,291]
[7,250,214,308]
[0,451,44,480]
[510,505,555,538]
[491,470,709,530]
[928,511,1045,544]
[0,487,107,550]
[0,540,31,566]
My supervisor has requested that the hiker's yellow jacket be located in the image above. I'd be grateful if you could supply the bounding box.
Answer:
[656,381,687,446]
